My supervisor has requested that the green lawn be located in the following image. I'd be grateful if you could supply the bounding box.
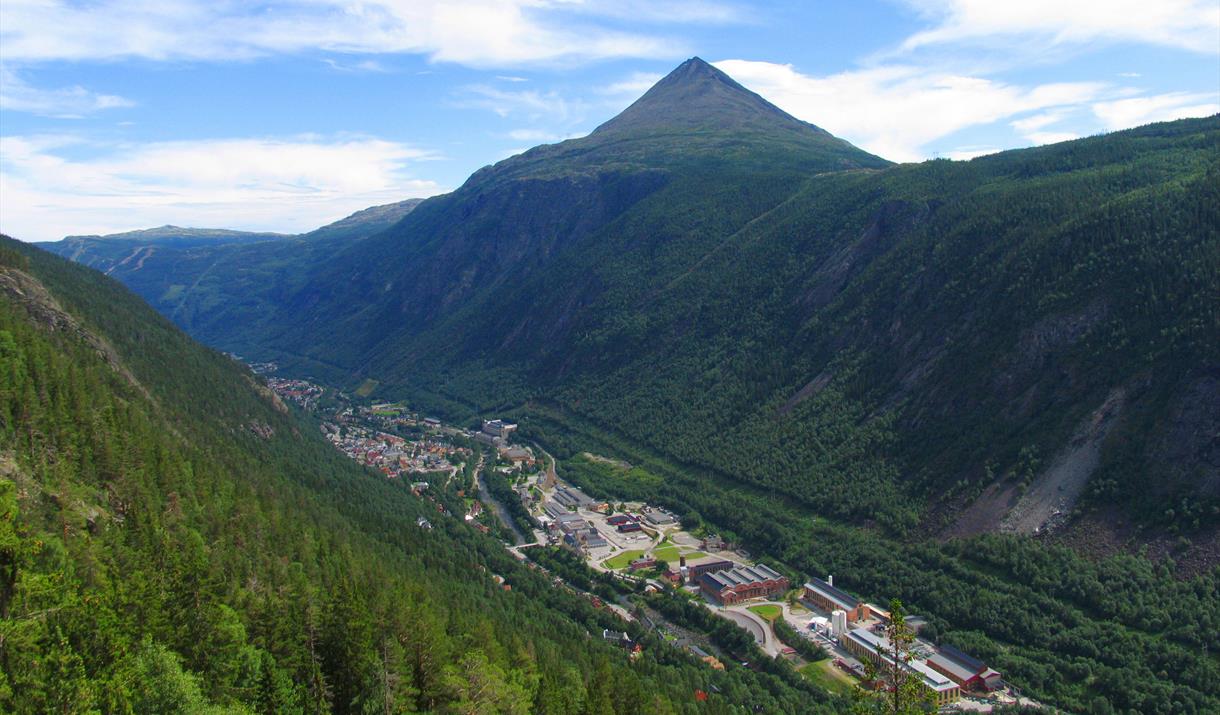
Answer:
[747,604,782,622]
[602,549,646,570]
[801,660,857,697]
[652,546,704,563]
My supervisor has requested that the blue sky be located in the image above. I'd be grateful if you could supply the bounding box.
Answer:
[1,0,1217,242]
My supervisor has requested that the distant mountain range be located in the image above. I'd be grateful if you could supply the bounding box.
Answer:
[39,197,423,275]
[39,58,1219,544]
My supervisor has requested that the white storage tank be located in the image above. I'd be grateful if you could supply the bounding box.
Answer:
[831,609,848,638]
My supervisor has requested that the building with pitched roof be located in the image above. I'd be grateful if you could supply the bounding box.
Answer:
[927,644,1003,692]
[681,556,734,584]
[803,576,871,622]
[698,563,789,604]
[840,627,961,707]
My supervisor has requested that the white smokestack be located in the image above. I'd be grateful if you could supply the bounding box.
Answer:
[828,574,834,587]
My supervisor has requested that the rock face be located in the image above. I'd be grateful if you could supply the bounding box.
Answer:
[1000,389,1126,535]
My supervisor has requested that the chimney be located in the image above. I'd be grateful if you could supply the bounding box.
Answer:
[680,555,687,567]
[828,574,833,587]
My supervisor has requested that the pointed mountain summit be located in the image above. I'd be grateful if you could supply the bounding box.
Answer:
[594,57,825,138]
[476,57,889,184]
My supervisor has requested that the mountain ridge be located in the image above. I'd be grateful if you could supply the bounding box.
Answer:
[592,57,834,139]
[36,61,1219,545]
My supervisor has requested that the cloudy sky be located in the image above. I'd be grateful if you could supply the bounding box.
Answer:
[1,0,1217,242]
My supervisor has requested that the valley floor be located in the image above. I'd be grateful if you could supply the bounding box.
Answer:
[254,365,1220,714]
[260,368,1038,711]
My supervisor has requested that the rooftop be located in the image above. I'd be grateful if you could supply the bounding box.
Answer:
[938,644,985,673]
[701,563,784,591]
[844,629,956,692]
[554,486,596,507]
[805,577,862,609]
[928,653,977,683]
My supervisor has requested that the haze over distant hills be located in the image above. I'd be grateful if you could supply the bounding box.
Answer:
[26,56,1220,713]
[41,198,423,275]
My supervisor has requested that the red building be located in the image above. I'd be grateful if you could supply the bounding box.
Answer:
[699,564,789,605]
[683,556,734,584]
[803,576,871,623]
[927,645,1003,692]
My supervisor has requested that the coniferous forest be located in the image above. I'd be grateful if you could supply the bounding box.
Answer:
[0,238,841,713]
[10,56,1220,715]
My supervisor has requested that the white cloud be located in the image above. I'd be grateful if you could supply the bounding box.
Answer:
[598,72,664,96]
[567,0,743,24]
[944,146,1000,160]
[507,128,584,143]
[1092,92,1220,130]
[1024,130,1080,145]
[898,0,1220,54]
[1010,111,1069,133]
[457,84,585,122]
[0,0,685,67]
[321,58,388,73]
[0,67,133,117]
[0,134,445,242]
[715,59,1107,161]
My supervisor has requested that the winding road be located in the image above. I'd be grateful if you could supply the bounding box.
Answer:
[716,605,781,657]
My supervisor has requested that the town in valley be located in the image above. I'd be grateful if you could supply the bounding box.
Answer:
[256,363,1037,712]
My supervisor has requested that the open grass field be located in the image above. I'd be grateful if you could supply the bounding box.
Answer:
[652,546,704,563]
[747,604,782,621]
[801,660,856,697]
[602,549,646,570]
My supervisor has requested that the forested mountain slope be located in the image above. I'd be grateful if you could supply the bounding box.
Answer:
[41,59,1219,539]
[224,66,1217,538]
[0,236,836,713]
[38,198,424,350]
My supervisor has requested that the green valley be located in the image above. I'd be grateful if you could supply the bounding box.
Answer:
[0,237,844,713]
[29,57,1220,714]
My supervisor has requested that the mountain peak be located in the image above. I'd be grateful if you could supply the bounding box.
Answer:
[591,56,827,139]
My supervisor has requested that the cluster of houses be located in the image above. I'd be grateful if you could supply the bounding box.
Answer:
[266,377,324,410]
[318,421,469,479]
[262,375,477,481]
[248,361,278,375]
[803,576,1003,706]
[500,454,1004,706]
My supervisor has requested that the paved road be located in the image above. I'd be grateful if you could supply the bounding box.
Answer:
[717,606,781,657]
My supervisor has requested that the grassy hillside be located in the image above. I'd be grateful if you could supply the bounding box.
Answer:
[0,237,838,714]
